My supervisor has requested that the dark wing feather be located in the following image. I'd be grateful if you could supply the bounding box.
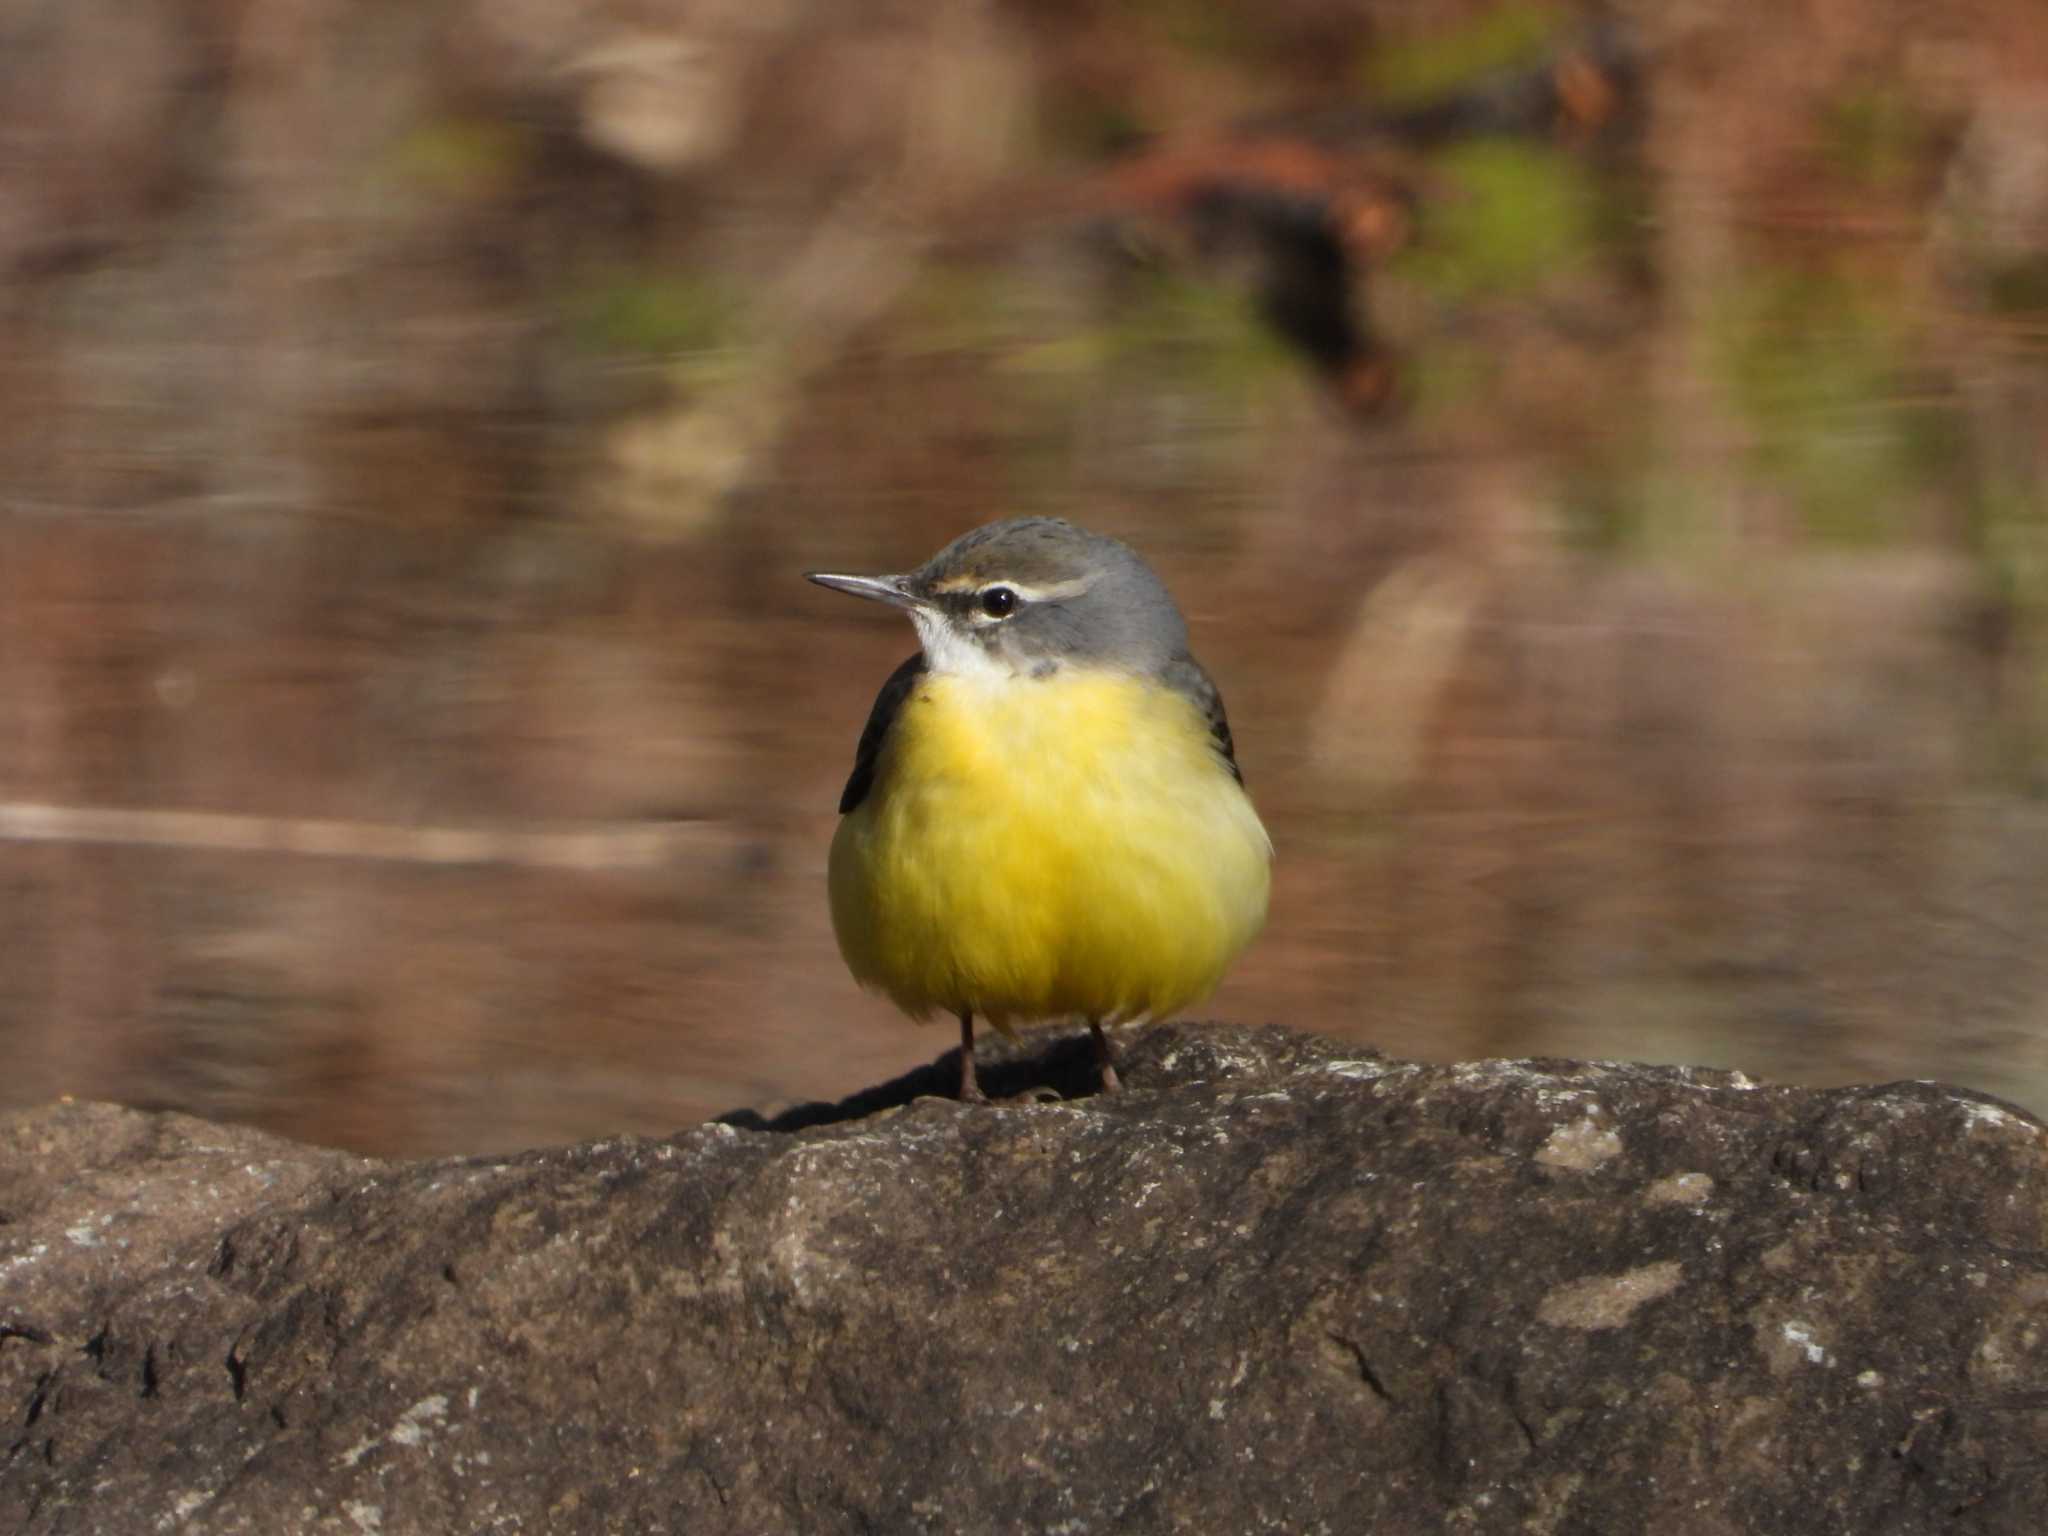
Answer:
[839,652,927,814]
[1161,654,1245,786]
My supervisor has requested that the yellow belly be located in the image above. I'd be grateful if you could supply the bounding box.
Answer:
[828,667,1271,1029]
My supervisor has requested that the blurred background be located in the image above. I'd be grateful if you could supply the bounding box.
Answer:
[4,0,2047,1155]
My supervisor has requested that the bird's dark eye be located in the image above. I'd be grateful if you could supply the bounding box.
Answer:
[980,586,1018,619]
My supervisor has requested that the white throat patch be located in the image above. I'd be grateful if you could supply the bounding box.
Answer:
[911,608,1015,681]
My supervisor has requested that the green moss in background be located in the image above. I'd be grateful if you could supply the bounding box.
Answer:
[563,269,741,357]
[1396,141,1603,300]
[967,259,1294,510]
[1102,265,1298,395]
[383,116,533,199]
[916,255,1296,405]
[1711,266,1961,546]
[1365,3,1571,107]
[1821,83,1935,191]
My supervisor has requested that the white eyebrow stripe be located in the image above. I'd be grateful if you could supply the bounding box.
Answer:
[988,576,1097,603]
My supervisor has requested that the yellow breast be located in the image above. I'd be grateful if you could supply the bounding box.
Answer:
[828,666,1271,1029]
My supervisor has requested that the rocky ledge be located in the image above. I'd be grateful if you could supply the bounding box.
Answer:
[4,1023,2047,1535]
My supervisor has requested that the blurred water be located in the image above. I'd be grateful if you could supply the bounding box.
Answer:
[3,0,2046,1152]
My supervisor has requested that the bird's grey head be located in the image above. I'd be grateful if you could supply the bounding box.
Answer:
[806,517,1189,679]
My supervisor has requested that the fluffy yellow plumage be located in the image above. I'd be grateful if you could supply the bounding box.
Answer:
[828,666,1271,1031]
[809,514,1270,1099]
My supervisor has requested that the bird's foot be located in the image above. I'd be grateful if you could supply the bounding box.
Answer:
[957,1010,985,1103]
[1089,1021,1123,1095]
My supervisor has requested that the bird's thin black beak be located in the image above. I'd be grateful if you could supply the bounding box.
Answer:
[805,571,926,610]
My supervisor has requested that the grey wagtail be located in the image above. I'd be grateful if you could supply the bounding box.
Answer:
[807,516,1271,1101]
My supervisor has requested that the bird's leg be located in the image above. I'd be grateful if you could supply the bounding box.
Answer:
[1089,1020,1122,1094]
[957,1011,987,1103]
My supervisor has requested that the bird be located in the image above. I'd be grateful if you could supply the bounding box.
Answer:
[807,517,1272,1103]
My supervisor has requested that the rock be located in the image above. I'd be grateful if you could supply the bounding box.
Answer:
[4,1023,2048,1534]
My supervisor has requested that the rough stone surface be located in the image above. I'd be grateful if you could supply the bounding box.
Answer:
[5,1023,2048,1534]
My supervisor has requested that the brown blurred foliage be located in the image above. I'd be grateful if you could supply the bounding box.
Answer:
[3,0,2048,1153]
